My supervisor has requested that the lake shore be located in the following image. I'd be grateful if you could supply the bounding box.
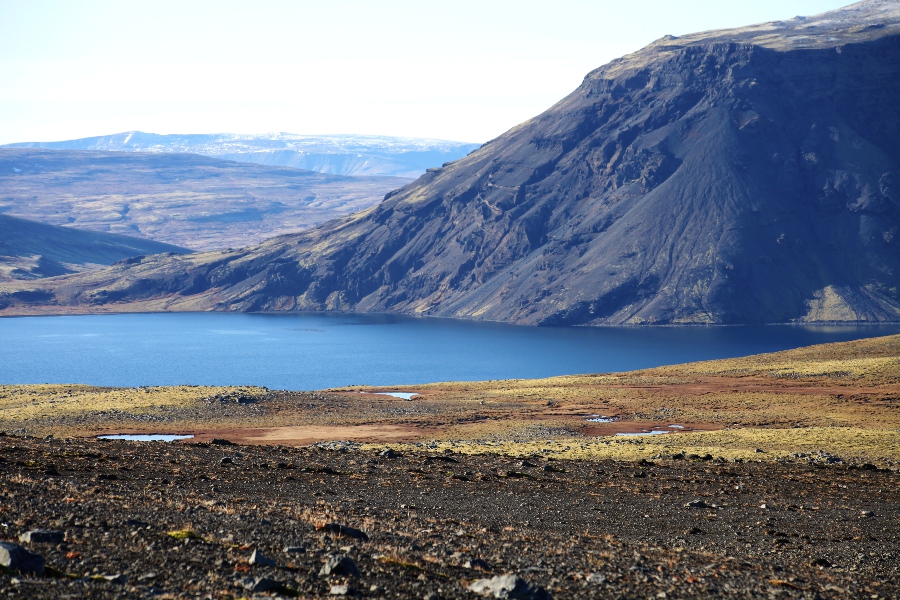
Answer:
[2,334,898,466]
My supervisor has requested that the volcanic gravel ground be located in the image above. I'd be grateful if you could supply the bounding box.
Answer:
[0,435,897,599]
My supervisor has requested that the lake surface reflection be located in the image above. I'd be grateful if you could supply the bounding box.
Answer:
[1,312,898,390]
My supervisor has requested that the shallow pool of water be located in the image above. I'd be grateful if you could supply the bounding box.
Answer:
[97,434,194,442]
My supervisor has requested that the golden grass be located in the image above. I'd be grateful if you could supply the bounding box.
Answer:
[365,427,900,464]
[0,384,267,421]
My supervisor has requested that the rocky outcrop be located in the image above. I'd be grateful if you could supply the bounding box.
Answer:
[4,1,900,324]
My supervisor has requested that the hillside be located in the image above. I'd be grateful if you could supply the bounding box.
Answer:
[2,133,481,179]
[0,149,409,251]
[0,214,189,281]
[2,1,900,323]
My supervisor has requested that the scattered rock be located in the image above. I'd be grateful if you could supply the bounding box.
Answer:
[685,527,704,535]
[685,500,711,509]
[468,574,552,599]
[220,457,233,465]
[322,523,369,541]
[810,558,832,568]
[103,573,127,584]
[319,555,360,578]
[0,542,45,575]
[243,576,283,593]
[464,558,491,571]
[330,584,350,595]
[18,529,65,544]
[125,518,150,528]
[585,573,607,584]
[249,548,276,567]
[284,546,306,554]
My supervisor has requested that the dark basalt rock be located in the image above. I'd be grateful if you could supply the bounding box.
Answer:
[9,1,900,325]
[0,542,45,575]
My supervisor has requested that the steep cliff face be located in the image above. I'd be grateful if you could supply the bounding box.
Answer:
[5,1,900,324]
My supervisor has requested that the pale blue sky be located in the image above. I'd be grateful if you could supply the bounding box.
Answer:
[0,0,851,144]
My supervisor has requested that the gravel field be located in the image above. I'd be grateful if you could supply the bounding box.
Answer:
[0,435,897,599]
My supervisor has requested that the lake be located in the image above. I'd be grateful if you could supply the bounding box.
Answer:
[1,312,898,390]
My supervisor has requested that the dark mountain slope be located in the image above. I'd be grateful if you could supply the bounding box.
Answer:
[0,214,189,281]
[4,0,900,323]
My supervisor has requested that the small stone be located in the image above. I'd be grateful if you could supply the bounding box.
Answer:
[243,576,283,593]
[330,584,350,595]
[861,510,874,518]
[210,438,235,445]
[220,457,233,465]
[464,558,491,571]
[380,449,398,458]
[0,542,45,575]
[755,448,765,453]
[685,526,704,535]
[284,546,306,554]
[423,593,438,600]
[137,572,157,581]
[249,548,277,567]
[18,529,65,544]
[468,574,552,599]
[125,518,150,528]
[586,573,606,584]
[322,523,369,541]
[319,554,360,578]
[103,573,127,584]
[685,500,711,509]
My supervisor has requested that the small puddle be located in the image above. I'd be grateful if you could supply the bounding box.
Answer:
[370,392,418,400]
[98,434,194,442]
[585,415,614,423]
[615,430,670,437]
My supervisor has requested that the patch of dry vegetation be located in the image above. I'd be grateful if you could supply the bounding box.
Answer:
[0,384,267,423]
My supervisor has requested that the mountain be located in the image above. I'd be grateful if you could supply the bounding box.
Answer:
[0,149,409,251]
[0,213,189,281]
[2,1,900,324]
[2,133,481,179]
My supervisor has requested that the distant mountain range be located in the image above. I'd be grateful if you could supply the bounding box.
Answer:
[2,0,899,324]
[0,213,189,281]
[2,133,481,179]
[0,149,409,251]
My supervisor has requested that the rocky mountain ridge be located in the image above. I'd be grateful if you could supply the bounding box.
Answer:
[2,1,899,324]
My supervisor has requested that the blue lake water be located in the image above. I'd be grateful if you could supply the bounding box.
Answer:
[1,312,898,390]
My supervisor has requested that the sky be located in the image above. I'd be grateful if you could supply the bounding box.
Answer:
[0,0,851,145]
